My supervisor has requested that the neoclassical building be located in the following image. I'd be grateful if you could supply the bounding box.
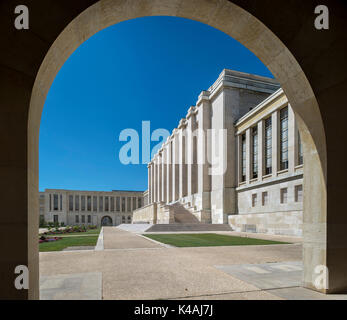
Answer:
[40,189,144,226]
[134,69,304,236]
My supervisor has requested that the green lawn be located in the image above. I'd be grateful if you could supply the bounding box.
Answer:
[144,233,289,247]
[39,235,99,252]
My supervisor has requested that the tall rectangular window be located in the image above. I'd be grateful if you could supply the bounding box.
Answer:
[88,215,91,223]
[93,196,97,211]
[81,215,85,223]
[87,196,91,211]
[280,188,288,204]
[121,197,125,212]
[298,132,303,165]
[252,194,257,207]
[53,215,58,223]
[111,197,115,211]
[81,195,85,211]
[116,197,120,211]
[262,192,268,206]
[280,107,289,170]
[49,194,52,211]
[127,197,131,212]
[252,126,258,179]
[75,196,79,211]
[99,196,103,212]
[295,185,303,202]
[53,194,58,211]
[60,194,62,211]
[264,117,272,175]
[105,197,109,211]
[138,197,142,208]
[75,215,79,223]
[133,197,137,211]
[241,134,246,182]
[69,195,73,211]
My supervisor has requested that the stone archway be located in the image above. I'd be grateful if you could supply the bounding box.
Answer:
[0,0,345,299]
[101,216,113,226]
[28,0,326,298]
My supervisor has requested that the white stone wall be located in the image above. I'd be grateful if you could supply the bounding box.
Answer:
[41,189,145,226]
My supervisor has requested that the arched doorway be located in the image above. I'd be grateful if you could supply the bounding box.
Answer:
[101,216,113,226]
[0,0,342,299]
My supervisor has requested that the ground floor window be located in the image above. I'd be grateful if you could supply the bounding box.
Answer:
[295,185,303,202]
[127,216,131,223]
[88,215,91,223]
[81,215,85,223]
[53,215,58,223]
[122,216,125,223]
[262,192,268,206]
[252,194,257,207]
[75,215,79,223]
[280,188,288,204]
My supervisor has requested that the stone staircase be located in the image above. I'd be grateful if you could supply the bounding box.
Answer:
[171,202,200,223]
[146,202,232,232]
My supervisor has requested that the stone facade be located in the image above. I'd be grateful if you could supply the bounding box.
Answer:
[39,189,144,227]
[136,69,303,236]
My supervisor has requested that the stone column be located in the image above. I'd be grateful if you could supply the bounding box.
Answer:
[178,119,187,199]
[147,164,151,204]
[153,156,157,203]
[157,153,162,202]
[187,107,198,198]
[151,163,154,203]
[288,105,296,173]
[257,120,264,181]
[196,93,211,223]
[162,145,167,203]
[245,128,251,184]
[166,139,172,203]
[272,111,279,176]
[172,129,179,202]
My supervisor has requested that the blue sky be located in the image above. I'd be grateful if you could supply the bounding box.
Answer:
[39,16,273,192]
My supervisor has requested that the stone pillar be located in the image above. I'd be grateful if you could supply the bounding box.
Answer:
[153,157,157,203]
[151,163,154,203]
[288,105,296,173]
[245,128,251,184]
[166,140,172,203]
[257,120,264,181]
[162,145,167,203]
[271,111,279,176]
[178,119,187,199]
[157,153,162,202]
[196,93,211,223]
[147,164,151,204]
[187,107,198,198]
[172,130,179,202]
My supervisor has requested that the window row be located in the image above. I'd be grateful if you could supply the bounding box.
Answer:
[68,195,142,212]
[240,106,303,183]
[251,185,303,207]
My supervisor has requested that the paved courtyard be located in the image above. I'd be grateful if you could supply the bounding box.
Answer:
[39,227,347,300]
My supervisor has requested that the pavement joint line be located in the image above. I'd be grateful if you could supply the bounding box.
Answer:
[136,233,174,248]
[167,288,271,300]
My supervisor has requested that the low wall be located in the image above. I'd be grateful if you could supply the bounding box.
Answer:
[132,203,157,224]
[228,211,303,237]
[157,204,175,224]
